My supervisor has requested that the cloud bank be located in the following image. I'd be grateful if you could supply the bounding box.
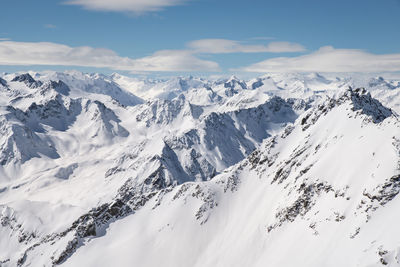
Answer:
[64,0,187,13]
[187,39,305,54]
[239,46,400,73]
[2,41,399,73]
[0,41,220,72]
[0,39,305,73]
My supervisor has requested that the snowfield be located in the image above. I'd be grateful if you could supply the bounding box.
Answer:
[0,71,399,266]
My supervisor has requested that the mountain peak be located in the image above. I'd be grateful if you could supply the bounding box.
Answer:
[42,80,71,96]
[341,87,393,123]
[300,87,394,131]
[11,73,42,88]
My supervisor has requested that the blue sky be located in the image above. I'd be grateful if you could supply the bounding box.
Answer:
[1,0,400,76]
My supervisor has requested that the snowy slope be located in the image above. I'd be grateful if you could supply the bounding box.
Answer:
[0,71,399,266]
[63,88,400,267]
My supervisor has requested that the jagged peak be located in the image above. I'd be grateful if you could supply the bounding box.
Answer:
[136,94,196,126]
[11,73,35,83]
[41,80,71,96]
[224,76,246,90]
[300,87,394,131]
[0,116,60,165]
[338,87,393,122]
[11,73,42,88]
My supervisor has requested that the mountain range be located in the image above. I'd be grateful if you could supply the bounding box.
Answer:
[0,71,399,266]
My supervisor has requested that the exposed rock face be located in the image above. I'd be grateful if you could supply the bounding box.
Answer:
[0,77,7,88]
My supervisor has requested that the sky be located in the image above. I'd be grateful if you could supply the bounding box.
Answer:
[0,0,400,77]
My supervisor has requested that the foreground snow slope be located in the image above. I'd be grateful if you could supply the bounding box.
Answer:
[0,71,399,266]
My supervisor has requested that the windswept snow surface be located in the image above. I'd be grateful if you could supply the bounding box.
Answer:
[0,71,399,266]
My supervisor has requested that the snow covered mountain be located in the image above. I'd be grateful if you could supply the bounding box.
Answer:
[0,71,399,266]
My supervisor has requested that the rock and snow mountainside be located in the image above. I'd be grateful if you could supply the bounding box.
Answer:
[0,71,399,266]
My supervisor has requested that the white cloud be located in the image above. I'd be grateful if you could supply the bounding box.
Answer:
[132,50,220,72]
[0,41,220,72]
[239,46,400,73]
[0,38,10,41]
[64,0,187,13]
[187,39,305,54]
